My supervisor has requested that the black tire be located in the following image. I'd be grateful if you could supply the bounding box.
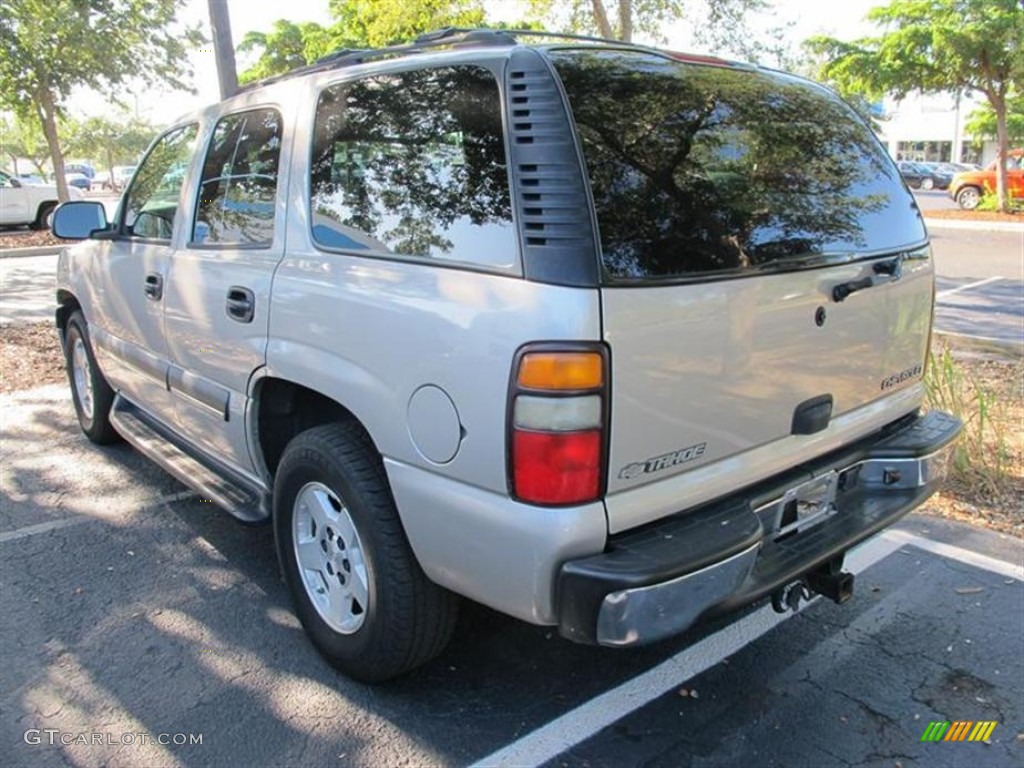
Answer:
[920,177,934,190]
[274,422,458,682]
[64,312,120,444]
[31,201,57,231]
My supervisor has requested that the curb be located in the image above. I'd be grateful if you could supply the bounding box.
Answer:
[924,218,1024,234]
[0,245,63,258]
[934,329,1023,359]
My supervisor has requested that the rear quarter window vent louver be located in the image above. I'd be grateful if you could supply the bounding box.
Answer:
[505,49,600,287]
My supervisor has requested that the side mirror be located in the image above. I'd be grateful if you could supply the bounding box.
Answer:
[52,200,110,240]
[9,178,22,188]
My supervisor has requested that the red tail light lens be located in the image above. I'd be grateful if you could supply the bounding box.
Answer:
[513,430,601,505]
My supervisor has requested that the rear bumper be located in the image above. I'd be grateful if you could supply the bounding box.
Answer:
[556,410,962,646]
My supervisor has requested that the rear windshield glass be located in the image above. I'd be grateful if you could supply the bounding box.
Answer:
[550,50,926,282]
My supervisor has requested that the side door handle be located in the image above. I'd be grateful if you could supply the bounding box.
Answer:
[226,286,255,323]
[144,273,163,300]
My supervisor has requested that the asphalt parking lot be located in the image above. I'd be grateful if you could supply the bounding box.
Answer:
[1,204,1022,767]
[1,386,1022,768]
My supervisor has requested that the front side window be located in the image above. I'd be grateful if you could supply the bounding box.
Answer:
[123,124,198,241]
[550,50,927,281]
[310,65,516,269]
[193,108,282,246]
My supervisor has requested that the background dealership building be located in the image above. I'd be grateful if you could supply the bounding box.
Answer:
[876,92,999,166]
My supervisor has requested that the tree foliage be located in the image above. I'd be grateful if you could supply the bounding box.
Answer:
[66,115,156,187]
[238,0,489,84]
[525,0,766,48]
[966,94,1024,148]
[0,114,51,177]
[0,0,203,200]
[806,0,1024,210]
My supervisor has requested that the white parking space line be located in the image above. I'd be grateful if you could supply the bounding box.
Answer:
[882,529,1024,581]
[0,490,196,544]
[936,275,1004,300]
[471,535,904,768]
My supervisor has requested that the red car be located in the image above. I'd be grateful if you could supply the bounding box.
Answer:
[949,149,1024,209]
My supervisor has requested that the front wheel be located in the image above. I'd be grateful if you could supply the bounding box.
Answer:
[274,422,458,682]
[920,177,935,190]
[31,201,57,231]
[64,312,120,444]
[956,186,982,210]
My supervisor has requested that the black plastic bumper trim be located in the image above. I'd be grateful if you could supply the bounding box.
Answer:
[556,409,961,645]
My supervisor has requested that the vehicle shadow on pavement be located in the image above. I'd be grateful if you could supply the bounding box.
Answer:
[1,385,694,767]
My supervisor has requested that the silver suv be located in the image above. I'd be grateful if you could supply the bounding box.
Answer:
[53,29,961,681]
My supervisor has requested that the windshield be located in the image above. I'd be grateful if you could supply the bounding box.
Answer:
[549,49,927,282]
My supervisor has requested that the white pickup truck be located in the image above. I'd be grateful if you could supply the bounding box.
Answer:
[0,169,80,229]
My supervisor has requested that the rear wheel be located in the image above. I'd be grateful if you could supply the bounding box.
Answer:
[920,177,934,190]
[274,422,458,682]
[956,186,982,210]
[31,201,57,231]
[64,312,120,444]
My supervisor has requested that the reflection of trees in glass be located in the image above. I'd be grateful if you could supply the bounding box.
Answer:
[124,125,198,237]
[311,66,513,261]
[195,109,281,246]
[551,51,913,280]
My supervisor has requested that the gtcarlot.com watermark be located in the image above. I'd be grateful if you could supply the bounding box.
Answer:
[24,729,203,746]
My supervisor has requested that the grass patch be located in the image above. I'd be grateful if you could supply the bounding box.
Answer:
[977,192,1024,214]
[924,343,1020,505]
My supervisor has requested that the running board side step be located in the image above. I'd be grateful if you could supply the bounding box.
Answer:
[110,395,270,524]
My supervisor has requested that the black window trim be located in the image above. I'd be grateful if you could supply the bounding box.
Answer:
[306,58,523,277]
[187,104,285,252]
[117,121,200,246]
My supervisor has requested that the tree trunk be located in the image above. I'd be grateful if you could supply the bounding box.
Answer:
[107,149,116,193]
[993,94,1009,213]
[35,85,69,202]
[590,0,615,39]
[617,0,633,42]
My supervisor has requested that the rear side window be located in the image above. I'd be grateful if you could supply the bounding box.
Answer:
[193,108,282,246]
[550,50,927,282]
[310,65,516,269]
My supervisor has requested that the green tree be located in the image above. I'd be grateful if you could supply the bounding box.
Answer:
[0,114,51,177]
[328,0,486,47]
[525,0,766,45]
[965,93,1024,150]
[0,0,203,201]
[238,0,489,83]
[238,21,339,84]
[807,0,1024,211]
[66,115,156,189]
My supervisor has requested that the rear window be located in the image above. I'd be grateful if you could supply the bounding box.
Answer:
[550,50,926,282]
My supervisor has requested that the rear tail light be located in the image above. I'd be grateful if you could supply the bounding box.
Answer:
[508,344,608,506]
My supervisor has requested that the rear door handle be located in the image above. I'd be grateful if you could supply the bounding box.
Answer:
[226,286,255,323]
[144,273,163,300]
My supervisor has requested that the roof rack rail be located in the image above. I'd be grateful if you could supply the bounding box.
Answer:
[239,26,666,92]
[241,28,519,91]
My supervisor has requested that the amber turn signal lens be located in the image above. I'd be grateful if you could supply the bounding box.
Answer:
[517,352,603,391]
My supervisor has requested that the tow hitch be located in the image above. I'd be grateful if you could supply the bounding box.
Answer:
[771,557,854,613]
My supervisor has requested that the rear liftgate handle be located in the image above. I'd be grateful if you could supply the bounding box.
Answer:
[226,286,255,323]
[832,256,903,303]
